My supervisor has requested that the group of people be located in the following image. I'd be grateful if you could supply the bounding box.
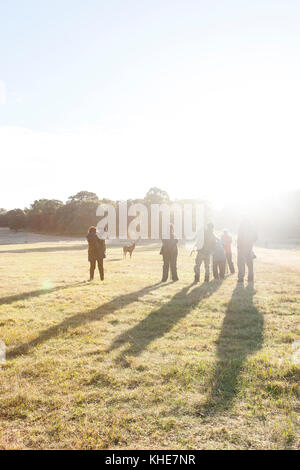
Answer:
[86,220,257,285]
[160,220,257,284]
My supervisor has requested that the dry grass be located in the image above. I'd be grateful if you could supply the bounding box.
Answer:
[0,240,299,449]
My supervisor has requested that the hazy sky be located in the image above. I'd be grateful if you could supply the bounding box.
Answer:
[1,0,300,209]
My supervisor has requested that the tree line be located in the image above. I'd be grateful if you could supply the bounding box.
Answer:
[0,188,206,237]
[1,188,299,241]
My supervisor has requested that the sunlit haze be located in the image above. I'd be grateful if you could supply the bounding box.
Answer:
[1,1,300,210]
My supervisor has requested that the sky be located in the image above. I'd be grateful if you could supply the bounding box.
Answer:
[1,0,300,210]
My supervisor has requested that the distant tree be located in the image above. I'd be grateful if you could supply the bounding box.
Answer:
[29,199,62,211]
[68,191,99,203]
[6,209,27,231]
[0,209,7,227]
[56,199,100,235]
[144,187,170,205]
[27,199,63,232]
[56,195,115,235]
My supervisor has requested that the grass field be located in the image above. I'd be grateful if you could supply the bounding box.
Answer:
[0,239,299,449]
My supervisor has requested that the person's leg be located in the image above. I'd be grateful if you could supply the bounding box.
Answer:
[89,260,96,280]
[97,259,104,281]
[162,253,170,282]
[194,252,202,282]
[213,259,219,279]
[246,250,254,282]
[226,252,235,273]
[237,250,245,282]
[219,260,226,279]
[204,254,210,282]
[170,252,179,281]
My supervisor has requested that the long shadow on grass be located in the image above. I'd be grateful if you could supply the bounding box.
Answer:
[0,281,87,306]
[6,282,170,360]
[0,257,124,305]
[203,284,264,414]
[108,280,222,361]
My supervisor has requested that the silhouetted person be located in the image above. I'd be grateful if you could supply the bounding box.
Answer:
[237,219,257,284]
[221,229,235,274]
[213,238,226,280]
[194,223,216,283]
[86,226,106,281]
[160,224,178,282]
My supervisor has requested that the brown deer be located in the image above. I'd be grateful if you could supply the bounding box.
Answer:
[123,240,136,258]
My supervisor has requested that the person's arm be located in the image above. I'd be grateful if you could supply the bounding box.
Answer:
[160,239,166,255]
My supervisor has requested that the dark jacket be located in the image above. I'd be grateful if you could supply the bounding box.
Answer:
[87,233,106,262]
[160,235,178,256]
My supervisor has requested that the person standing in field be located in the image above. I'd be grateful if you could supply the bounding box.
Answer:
[212,238,226,280]
[194,223,216,283]
[237,219,257,284]
[86,226,106,281]
[160,224,179,282]
[221,229,235,274]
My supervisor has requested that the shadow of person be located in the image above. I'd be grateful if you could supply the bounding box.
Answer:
[203,283,264,414]
[108,280,223,363]
[0,281,87,306]
[6,282,170,360]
